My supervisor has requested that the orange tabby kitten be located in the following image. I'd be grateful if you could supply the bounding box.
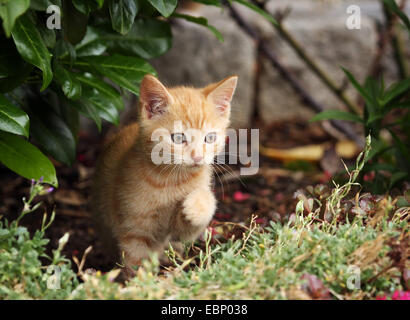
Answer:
[91,74,238,274]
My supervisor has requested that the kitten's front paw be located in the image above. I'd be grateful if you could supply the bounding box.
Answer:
[182,188,216,227]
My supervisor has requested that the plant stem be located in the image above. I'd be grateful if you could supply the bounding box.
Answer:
[383,0,409,79]
[250,0,361,116]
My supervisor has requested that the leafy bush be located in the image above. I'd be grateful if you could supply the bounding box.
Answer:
[311,0,410,193]
[0,0,273,186]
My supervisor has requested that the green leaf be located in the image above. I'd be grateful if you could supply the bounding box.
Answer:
[0,94,29,137]
[342,68,374,107]
[75,26,107,57]
[310,110,363,123]
[147,0,177,17]
[11,14,53,91]
[389,171,408,189]
[95,0,104,7]
[193,0,222,7]
[28,104,76,165]
[72,0,101,15]
[366,112,384,125]
[365,162,396,173]
[69,98,102,131]
[383,0,410,32]
[382,78,410,106]
[80,54,156,95]
[388,129,410,163]
[76,73,124,110]
[81,86,120,125]
[363,77,381,112]
[63,0,88,45]
[0,131,57,186]
[37,21,56,48]
[54,62,82,100]
[109,0,139,35]
[233,0,278,26]
[30,0,61,11]
[366,138,391,162]
[102,18,172,59]
[173,13,224,42]
[0,0,30,37]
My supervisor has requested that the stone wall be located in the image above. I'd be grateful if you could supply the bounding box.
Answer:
[150,0,410,127]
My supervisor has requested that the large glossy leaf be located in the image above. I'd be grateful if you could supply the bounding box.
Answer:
[54,62,82,100]
[69,98,102,131]
[173,13,223,42]
[37,21,56,48]
[28,104,76,165]
[0,131,57,186]
[0,94,29,137]
[102,18,172,59]
[11,14,53,91]
[109,0,139,35]
[76,73,124,110]
[310,110,363,124]
[81,86,120,125]
[147,0,177,17]
[75,27,107,57]
[80,54,156,95]
[0,0,30,37]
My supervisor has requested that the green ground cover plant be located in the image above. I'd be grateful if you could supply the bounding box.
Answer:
[1,138,408,299]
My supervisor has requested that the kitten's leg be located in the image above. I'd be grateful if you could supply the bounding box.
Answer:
[118,234,166,276]
[173,188,216,241]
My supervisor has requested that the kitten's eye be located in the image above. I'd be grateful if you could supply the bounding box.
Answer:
[171,133,186,144]
[205,132,217,144]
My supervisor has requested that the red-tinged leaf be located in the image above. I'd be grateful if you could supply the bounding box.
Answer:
[301,274,331,300]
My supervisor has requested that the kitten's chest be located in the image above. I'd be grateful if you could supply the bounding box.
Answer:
[122,170,207,213]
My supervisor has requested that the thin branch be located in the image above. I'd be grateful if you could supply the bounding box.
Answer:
[224,1,363,146]
[383,0,409,79]
[251,0,361,116]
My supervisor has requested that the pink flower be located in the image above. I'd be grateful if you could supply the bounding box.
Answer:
[392,290,410,300]
[233,191,250,202]
[377,291,410,300]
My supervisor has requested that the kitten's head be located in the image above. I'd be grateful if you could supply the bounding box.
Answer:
[138,74,237,167]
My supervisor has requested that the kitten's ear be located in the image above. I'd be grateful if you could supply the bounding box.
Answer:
[139,75,174,119]
[204,76,238,114]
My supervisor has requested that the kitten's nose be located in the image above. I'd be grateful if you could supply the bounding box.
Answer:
[192,156,203,163]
